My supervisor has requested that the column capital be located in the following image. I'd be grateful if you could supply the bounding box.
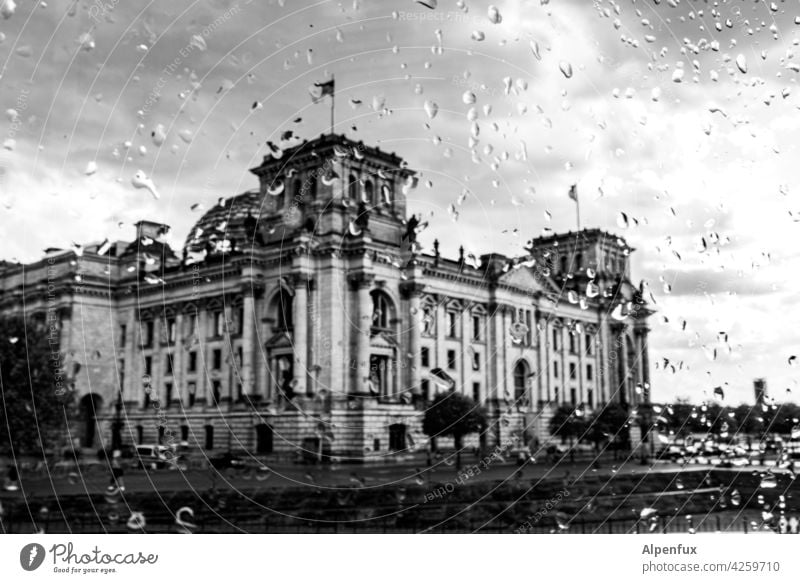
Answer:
[286,272,314,289]
[347,271,375,290]
[399,281,426,298]
[241,281,266,297]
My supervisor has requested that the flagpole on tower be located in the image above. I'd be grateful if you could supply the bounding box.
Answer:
[569,184,581,231]
[330,74,335,135]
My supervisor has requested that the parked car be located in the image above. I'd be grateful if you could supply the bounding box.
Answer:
[134,445,174,469]
[208,451,248,470]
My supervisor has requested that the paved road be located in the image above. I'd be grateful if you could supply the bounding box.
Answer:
[1,453,711,502]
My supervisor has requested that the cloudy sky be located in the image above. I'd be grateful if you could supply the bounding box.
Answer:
[0,0,798,405]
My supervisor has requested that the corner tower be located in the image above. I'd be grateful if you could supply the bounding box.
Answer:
[249,133,416,247]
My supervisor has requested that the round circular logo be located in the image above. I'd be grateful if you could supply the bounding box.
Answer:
[20,543,46,571]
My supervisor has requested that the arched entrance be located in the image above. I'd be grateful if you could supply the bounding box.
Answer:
[255,423,273,454]
[513,360,530,403]
[80,394,103,449]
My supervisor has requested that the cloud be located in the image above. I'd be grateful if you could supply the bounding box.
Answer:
[1,0,799,404]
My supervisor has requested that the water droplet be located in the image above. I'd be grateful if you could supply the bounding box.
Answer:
[559,61,573,79]
[131,170,160,199]
[487,5,502,24]
[735,54,747,74]
[126,511,146,531]
[462,91,476,105]
[423,100,438,119]
[760,471,778,489]
[267,180,285,196]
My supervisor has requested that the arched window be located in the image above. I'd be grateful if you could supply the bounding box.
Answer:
[575,253,583,270]
[513,361,529,402]
[348,174,358,202]
[560,255,568,274]
[371,290,393,330]
[364,180,374,204]
[381,183,393,206]
[272,288,293,331]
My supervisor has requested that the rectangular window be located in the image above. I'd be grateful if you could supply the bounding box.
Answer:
[421,379,430,402]
[587,389,594,408]
[472,382,480,403]
[552,328,559,351]
[144,321,154,348]
[120,324,127,348]
[213,311,224,337]
[585,334,593,356]
[447,312,458,338]
[420,347,430,368]
[165,383,173,406]
[188,351,197,373]
[167,318,176,343]
[144,356,152,376]
[553,361,559,379]
[569,362,577,380]
[212,349,222,370]
[472,352,481,371]
[187,314,197,336]
[570,387,577,405]
[165,354,173,376]
[447,350,457,370]
[212,380,221,403]
[586,364,594,381]
[472,316,481,340]
[569,334,577,354]
[188,382,197,407]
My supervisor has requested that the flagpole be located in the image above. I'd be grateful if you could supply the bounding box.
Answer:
[330,74,335,135]
[576,197,581,231]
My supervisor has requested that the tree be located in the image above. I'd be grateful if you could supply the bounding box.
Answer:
[587,403,630,449]
[422,391,486,469]
[548,404,588,446]
[0,315,75,456]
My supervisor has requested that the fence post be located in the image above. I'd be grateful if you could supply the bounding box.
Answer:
[743,518,748,534]
[716,515,721,532]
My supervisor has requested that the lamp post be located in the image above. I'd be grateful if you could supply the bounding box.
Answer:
[111,388,123,451]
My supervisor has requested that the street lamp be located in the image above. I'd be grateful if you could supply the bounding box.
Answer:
[111,388,123,451]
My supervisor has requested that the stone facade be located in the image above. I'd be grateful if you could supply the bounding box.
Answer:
[0,133,653,460]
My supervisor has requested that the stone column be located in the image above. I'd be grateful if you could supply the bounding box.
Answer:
[352,274,374,393]
[641,330,651,402]
[174,312,184,406]
[241,291,255,397]
[487,302,500,403]
[502,306,513,400]
[460,308,470,397]
[400,281,424,395]
[292,275,311,396]
[598,312,611,405]
[124,309,136,402]
[576,324,584,406]
[150,315,161,404]
[196,306,210,406]
[620,330,630,406]
[534,310,546,405]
